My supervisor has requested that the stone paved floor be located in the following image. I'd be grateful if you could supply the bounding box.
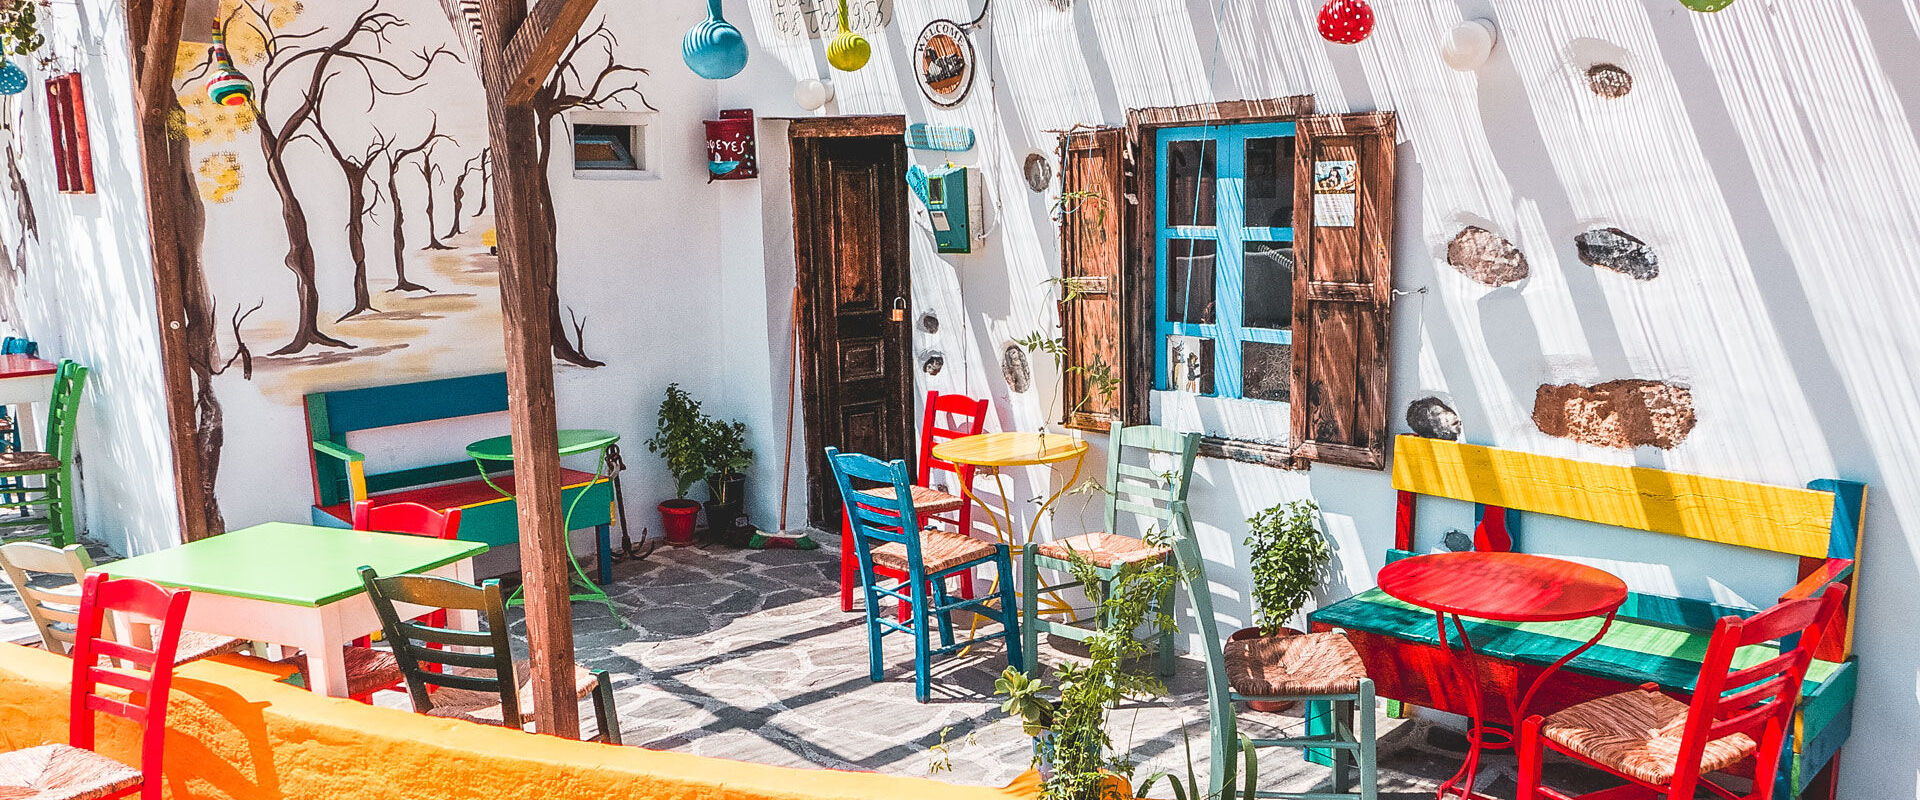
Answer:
[2,533,1621,798]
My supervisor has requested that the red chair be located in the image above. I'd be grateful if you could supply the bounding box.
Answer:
[277,501,464,702]
[0,573,186,800]
[1517,584,1849,800]
[839,391,989,617]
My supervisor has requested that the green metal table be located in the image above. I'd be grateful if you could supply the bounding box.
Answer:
[97,521,486,698]
[467,429,625,622]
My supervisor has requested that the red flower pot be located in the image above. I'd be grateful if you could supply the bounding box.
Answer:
[659,499,700,546]
[1229,626,1304,712]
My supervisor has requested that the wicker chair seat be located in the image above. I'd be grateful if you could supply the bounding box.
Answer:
[0,451,58,473]
[274,645,406,697]
[172,630,248,665]
[855,484,965,515]
[424,660,598,726]
[1034,532,1169,569]
[1540,688,1757,785]
[870,531,995,575]
[1224,631,1369,697]
[0,744,140,800]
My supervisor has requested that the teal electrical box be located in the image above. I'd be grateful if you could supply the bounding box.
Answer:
[926,166,973,254]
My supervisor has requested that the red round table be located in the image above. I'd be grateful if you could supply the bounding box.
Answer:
[1377,552,1628,800]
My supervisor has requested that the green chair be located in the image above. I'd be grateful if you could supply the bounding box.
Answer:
[1021,422,1197,678]
[359,566,621,744]
[0,360,86,546]
[1173,515,1378,800]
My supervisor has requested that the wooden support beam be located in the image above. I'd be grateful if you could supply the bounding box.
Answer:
[501,0,599,107]
[476,0,590,738]
[128,0,215,542]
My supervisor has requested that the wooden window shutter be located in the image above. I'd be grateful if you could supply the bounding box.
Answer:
[1057,127,1126,431]
[1289,112,1395,469]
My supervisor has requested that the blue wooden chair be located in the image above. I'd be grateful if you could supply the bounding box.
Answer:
[0,338,37,507]
[828,447,1022,703]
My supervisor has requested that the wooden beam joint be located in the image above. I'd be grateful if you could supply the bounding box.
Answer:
[501,0,600,106]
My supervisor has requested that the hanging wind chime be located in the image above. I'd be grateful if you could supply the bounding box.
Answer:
[683,0,748,80]
[1317,0,1375,45]
[205,26,253,106]
[827,0,871,72]
[0,60,25,96]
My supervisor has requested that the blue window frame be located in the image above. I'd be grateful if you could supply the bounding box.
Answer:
[1154,122,1297,401]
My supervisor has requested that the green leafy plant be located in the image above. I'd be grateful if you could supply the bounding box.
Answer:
[644,384,708,499]
[1244,499,1330,635]
[0,0,44,57]
[700,417,752,479]
[1052,189,1110,231]
[1017,279,1122,429]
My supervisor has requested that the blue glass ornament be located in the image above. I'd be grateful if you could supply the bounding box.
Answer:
[683,0,747,80]
[0,60,25,96]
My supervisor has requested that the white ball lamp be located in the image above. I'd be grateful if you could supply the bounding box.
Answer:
[794,78,835,111]
[1441,19,1497,72]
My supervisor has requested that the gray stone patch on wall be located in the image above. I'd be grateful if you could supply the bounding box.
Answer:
[1001,343,1032,393]
[1587,64,1632,98]
[918,312,940,334]
[1406,397,1462,440]
[921,351,944,376]
[1446,226,1529,287]
[1576,228,1659,280]
[1533,379,1696,450]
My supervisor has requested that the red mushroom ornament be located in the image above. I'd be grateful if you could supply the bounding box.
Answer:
[1318,0,1375,45]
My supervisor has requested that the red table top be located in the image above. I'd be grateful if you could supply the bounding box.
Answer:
[0,354,56,378]
[1377,552,1628,623]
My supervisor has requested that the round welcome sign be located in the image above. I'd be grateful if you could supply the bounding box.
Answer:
[914,20,976,108]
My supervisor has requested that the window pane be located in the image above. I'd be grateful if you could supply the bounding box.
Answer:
[574,123,637,170]
[1165,335,1215,395]
[1166,239,1217,324]
[1165,139,1217,227]
[1243,242,1294,330]
[1244,136,1294,228]
[1242,341,1292,402]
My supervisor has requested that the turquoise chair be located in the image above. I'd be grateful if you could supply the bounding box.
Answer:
[828,447,1022,703]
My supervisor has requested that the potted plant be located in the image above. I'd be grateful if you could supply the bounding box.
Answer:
[995,553,1175,800]
[644,384,707,546]
[699,415,752,547]
[1233,499,1332,711]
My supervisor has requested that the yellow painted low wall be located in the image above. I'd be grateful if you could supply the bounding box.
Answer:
[0,643,1038,800]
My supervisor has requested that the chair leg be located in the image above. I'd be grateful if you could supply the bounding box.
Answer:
[592,670,622,745]
[1516,712,1544,800]
[1155,580,1176,677]
[996,548,1023,673]
[863,576,886,684]
[1358,680,1377,800]
[935,578,955,648]
[1020,544,1039,675]
[53,472,72,547]
[911,577,932,703]
[839,517,857,612]
[1332,699,1354,795]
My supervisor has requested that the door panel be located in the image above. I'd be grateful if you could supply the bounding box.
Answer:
[795,129,913,528]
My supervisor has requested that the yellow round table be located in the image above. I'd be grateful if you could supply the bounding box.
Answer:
[932,432,1090,619]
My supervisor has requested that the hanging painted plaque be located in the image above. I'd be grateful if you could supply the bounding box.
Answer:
[1311,160,1357,228]
[914,19,976,108]
[770,0,891,39]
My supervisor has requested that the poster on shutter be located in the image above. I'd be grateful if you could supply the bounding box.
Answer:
[1312,160,1356,227]
[1165,335,1215,395]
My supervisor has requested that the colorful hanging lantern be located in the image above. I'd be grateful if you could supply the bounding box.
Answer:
[682,0,748,80]
[0,60,25,97]
[1679,0,1736,10]
[826,0,871,72]
[205,26,254,106]
[1318,0,1375,45]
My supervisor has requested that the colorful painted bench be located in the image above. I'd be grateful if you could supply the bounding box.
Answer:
[1308,435,1861,800]
[303,373,615,583]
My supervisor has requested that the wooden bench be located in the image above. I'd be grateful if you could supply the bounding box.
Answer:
[303,372,616,584]
[1309,435,1861,800]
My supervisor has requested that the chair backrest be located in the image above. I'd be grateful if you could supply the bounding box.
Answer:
[305,372,511,508]
[44,360,86,463]
[1671,584,1848,792]
[917,391,989,491]
[69,573,187,798]
[352,500,463,540]
[0,541,93,655]
[827,447,921,574]
[2,336,38,356]
[1103,422,1201,538]
[359,566,520,727]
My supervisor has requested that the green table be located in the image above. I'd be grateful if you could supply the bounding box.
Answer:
[98,522,486,697]
[466,429,625,623]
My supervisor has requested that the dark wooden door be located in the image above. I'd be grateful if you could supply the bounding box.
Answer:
[793,122,913,529]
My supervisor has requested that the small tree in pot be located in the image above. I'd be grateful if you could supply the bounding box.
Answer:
[699,416,753,546]
[1235,499,1331,710]
[645,384,708,546]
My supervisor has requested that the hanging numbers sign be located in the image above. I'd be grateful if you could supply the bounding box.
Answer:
[914,19,976,108]
[770,0,890,40]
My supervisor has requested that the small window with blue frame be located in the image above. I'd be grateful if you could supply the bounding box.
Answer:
[1153,122,1296,444]
[572,123,643,171]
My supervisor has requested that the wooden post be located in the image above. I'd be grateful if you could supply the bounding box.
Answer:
[475,0,599,738]
[126,0,215,542]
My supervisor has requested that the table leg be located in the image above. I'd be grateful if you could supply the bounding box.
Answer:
[298,607,349,698]
[13,400,40,453]
[447,558,481,637]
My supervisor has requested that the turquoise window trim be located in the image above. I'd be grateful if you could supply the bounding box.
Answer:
[1154,121,1297,399]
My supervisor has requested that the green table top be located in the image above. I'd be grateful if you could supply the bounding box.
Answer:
[465,428,620,461]
[98,522,487,608]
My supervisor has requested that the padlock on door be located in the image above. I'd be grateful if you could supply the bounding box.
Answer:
[890,297,907,322]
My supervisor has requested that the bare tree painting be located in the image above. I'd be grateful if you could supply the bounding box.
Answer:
[416,152,454,250]
[304,112,387,320]
[380,116,453,292]
[445,147,487,238]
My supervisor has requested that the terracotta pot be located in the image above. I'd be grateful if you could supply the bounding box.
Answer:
[658,499,700,546]
[1229,626,1304,712]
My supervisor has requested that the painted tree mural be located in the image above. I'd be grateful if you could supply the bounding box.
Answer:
[445,147,488,237]
[529,21,652,367]
[305,113,387,320]
[378,116,453,292]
